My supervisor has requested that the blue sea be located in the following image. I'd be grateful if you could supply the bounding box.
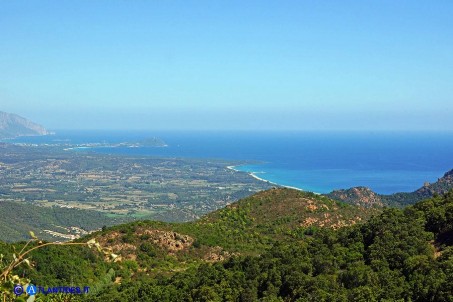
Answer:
[6,130,453,194]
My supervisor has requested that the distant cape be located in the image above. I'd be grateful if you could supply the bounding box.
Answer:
[0,111,51,139]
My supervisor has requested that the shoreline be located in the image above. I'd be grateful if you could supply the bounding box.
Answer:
[227,165,305,192]
[226,165,239,172]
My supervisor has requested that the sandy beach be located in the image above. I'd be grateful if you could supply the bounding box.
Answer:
[249,172,304,191]
[227,165,304,191]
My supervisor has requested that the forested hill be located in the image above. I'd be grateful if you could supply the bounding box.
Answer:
[326,168,453,207]
[94,190,453,301]
[0,200,130,242]
[87,188,378,258]
[1,188,452,301]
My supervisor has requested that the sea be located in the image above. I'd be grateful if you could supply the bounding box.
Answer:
[5,130,453,195]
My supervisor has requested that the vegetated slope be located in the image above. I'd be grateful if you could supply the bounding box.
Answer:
[0,111,50,139]
[0,188,376,291]
[87,189,377,264]
[185,188,377,250]
[1,188,452,301]
[326,168,453,207]
[92,190,453,302]
[0,200,130,242]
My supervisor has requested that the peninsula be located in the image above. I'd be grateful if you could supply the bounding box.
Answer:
[0,111,51,139]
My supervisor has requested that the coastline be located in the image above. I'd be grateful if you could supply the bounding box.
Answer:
[227,165,305,192]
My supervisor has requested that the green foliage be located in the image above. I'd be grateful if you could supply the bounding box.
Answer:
[172,188,377,253]
[93,191,453,301]
[0,200,127,242]
[2,189,453,301]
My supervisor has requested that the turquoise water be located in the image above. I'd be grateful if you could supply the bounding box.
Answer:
[7,130,453,194]
[233,165,440,194]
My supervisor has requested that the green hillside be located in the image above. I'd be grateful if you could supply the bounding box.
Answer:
[88,188,377,260]
[1,188,452,301]
[0,200,130,242]
[94,190,453,302]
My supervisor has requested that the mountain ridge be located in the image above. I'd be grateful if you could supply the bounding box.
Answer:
[0,111,50,139]
[326,168,453,207]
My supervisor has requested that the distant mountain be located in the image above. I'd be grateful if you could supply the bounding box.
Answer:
[326,168,453,207]
[0,111,50,139]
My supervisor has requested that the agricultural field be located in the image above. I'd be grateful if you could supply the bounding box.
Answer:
[0,143,273,241]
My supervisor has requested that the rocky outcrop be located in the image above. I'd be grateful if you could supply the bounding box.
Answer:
[95,228,195,262]
[137,229,194,253]
[414,169,453,197]
[326,186,384,208]
[326,169,453,207]
[203,246,235,262]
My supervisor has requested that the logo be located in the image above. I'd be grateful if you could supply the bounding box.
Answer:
[13,284,24,296]
[26,284,37,296]
[14,283,90,295]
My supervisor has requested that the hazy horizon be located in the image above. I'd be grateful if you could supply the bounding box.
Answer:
[1,1,452,131]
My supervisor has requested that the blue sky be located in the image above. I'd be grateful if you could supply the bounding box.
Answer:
[1,1,452,130]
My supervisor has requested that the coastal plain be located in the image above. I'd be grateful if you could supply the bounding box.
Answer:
[0,143,272,241]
